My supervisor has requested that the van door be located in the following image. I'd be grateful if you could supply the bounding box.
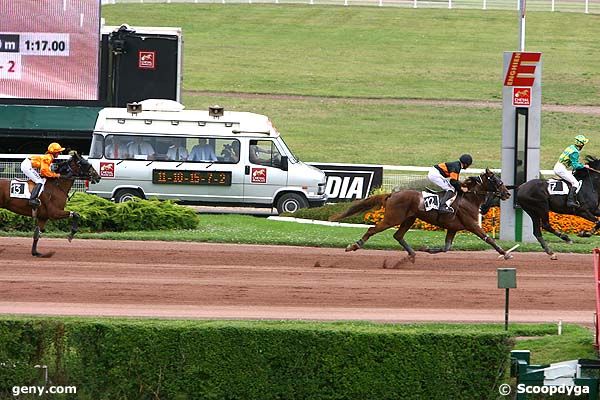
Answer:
[243,139,288,206]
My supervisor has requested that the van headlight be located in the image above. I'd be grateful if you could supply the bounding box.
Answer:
[317,183,326,195]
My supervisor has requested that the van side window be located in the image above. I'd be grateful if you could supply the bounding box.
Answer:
[105,135,132,159]
[249,140,281,168]
[188,138,240,164]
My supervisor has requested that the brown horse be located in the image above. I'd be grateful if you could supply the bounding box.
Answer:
[330,169,513,265]
[0,152,101,257]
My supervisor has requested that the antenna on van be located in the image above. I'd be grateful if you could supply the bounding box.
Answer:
[127,102,142,115]
[209,105,224,119]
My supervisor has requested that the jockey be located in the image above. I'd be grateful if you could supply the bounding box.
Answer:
[554,134,589,209]
[20,142,65,208]
[427,154,472,214]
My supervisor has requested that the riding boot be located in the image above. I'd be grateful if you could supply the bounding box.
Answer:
[437,190,455,214]
[566,186,580,209]
[28,183,42,208]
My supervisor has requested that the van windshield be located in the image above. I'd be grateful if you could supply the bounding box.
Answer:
[278,137,298,163]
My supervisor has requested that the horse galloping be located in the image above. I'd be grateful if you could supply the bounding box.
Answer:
[0,152,101,257]
[516,155,600,259]
[329,169,513,266]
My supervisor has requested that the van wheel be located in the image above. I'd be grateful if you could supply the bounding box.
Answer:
[114,189,142,203]
[276,193,308,214]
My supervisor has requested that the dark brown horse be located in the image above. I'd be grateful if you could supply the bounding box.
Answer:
[516,155,600,259]
[330,169,513,265]
[0,152,101,257]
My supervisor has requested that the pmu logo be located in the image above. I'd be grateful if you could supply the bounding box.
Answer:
[512,87,531,106]
[138,51,156,69]
[504,52,541,87]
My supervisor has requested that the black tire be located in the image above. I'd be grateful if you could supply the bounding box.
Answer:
[276,193,308,214]
[113,188,143,203]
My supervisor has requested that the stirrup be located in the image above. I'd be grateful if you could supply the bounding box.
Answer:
[437,206,454,214]
[29,198,41,208]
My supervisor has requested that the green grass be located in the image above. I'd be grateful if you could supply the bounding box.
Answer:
[102,5,600,105]
[3,214,599,253]
[181,94,598,168]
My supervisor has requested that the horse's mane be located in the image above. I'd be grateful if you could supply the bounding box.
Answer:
[585,155,600,169]
[462,176,480,190]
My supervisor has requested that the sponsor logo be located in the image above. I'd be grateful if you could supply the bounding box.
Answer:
[138,51,156,69]
[251,167,267,184]
[504,52,541,87]
[99,162,114,178]
[512,87,531,107]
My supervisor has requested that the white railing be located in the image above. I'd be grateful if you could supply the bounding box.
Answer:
[101,0,598,14]
[0,155,86,193]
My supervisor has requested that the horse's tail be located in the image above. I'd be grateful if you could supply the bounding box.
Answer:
[329,194,389,222]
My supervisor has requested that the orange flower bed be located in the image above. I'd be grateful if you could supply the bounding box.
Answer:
[364,206,597,234]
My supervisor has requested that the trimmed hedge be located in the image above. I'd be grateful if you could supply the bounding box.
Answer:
[0,192,200,232]
[0,318,513,400]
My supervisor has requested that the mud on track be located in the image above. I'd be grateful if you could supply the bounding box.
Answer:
[0,237,594,323]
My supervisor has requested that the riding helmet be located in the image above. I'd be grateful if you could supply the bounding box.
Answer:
[47,142,65,154]
[459,154,473,167]
[574,135,589,146]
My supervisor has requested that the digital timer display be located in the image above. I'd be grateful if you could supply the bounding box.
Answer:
[0,1,100,101]
[152,170,232,186]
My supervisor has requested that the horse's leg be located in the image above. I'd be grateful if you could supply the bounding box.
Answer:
[67,211,80,242]
[420,230,458,254]
[392,216,417,263]
[466,224,512,259]
[530,216,556,259]
[31,219,54,258]
[540,214,572,244]
[346,221,394,252]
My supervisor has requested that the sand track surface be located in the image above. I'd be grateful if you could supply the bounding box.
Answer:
[0,237,594,323]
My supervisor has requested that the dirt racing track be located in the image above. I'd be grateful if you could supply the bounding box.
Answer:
[0,237,595,324]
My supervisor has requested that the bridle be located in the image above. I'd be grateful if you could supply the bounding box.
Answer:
[468,173,506,197]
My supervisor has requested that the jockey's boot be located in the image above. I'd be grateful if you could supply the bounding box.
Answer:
[28,183,43,208]
[437,190,455,214]
[566,186,580,209]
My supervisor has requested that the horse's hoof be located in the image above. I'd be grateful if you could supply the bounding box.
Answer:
[345,244,359,252]
[32,252,42,257]
[550,254,558,260]
[67,235,74,243]
[578,231,592,238]
[567,240,573,245]
[408,255,416,264]
[503,254,513,260]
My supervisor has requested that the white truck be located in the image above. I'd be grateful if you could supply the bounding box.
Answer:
[86,100,327,214]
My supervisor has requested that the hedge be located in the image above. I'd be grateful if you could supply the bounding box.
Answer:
[0,318,512,400]
[0,193,200,232]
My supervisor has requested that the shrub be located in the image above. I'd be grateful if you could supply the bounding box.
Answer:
[0,193,199,232]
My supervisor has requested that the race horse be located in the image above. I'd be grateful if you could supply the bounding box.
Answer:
[516,155,600,259]
[329,169,513,265]
[0,152,101,257]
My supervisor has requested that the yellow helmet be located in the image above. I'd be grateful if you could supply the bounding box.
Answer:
[47,142,65,154]
[574,135,589,146]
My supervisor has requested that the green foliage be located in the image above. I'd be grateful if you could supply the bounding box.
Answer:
[0,193,200,232]
[0,317,516,400]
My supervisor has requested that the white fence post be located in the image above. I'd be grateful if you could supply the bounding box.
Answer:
[448,0,452,8]
[585,0,589,13]
[551,0,555,11]
[379,0,383,6]
[413,0,417,8]
[344,0,348,5]
[482,0,487,10]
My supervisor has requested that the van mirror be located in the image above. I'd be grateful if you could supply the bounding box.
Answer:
[280,156,288,171]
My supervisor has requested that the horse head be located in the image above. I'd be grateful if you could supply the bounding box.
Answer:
[463,169,510,215]
[57,151,101,184]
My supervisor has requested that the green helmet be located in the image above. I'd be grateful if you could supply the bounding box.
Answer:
[574,135,589,146]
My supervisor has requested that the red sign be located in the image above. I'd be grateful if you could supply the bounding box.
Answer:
[251,167,267,184]
[138,51,156,69]
[512,87,531,107]
[504,52,541,87]
[99,162,114,178]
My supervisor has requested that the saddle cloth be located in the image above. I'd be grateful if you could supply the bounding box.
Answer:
[9,179,32,199]
[421,191,441,212]
[547,179,582,196]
